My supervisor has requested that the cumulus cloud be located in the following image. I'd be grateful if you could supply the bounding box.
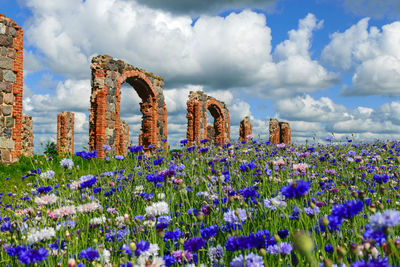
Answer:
[22,0,338,98]
[132,0,278,15]
[322,18,400,96]
[275,94,350,122]
[274,94,400,142]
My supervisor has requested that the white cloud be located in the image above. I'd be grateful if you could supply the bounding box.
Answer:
[322,19,400,96]
[23,0,338,98]
[275,94,349,122]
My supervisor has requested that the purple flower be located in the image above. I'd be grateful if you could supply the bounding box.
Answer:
[369,210,400,230]
[230,253,264,267]
[352,257,389,267]
[278,242,292,255]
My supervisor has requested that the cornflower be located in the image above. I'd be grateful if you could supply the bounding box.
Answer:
[27,227,56,244]
[34,194,58,205]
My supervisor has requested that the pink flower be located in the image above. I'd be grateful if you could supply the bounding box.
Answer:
[273,159,285,166]
[293,163,309,172]
[108,181,115,186]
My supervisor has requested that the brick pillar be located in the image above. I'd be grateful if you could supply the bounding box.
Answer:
[57,112,74,155]
[239,116,252,142]
[0,14,23,163]
[279,122,291,145]
[269,118,280,145]
[21,113,33,156]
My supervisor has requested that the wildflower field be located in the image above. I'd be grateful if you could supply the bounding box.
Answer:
[0,138,400,267]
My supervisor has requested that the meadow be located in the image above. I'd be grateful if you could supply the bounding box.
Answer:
[0,137,399,266]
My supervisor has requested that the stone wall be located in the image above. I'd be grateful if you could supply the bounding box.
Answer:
[89,55,167,158]
[206,125,215,142]
[186,91,230,146]
[239,116,252,142]
[0,14,23,164]
[119,120,129,155]
[57,112,74,155]
[21,113,33,156]
[269,118,291,145]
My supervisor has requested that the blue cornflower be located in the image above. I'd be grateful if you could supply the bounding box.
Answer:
[352,257,389,267]
[280,180,310,199]
[200,225,218,239]
[135,240,150,256]
[153,158,163,165]
[363,224,386,246]
[79,175,97,189]
[239,186,259,199]
[331,200,364,220]
[325,244,333,253]
[183,237,206,252]
[277,229,289,239]
[180,139,188,145]
[200,138,208,144]
[36,186,52,194]
[78,248,99,261]
[289,206,301,220]
[18,248,48,265]
[163,229,183,242]
[373,174,390,184]
[163,255,175,266]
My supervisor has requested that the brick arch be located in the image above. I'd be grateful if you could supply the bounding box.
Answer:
[89,55,167,158]
[186,91,230,146]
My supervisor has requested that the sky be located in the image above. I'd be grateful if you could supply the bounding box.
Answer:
[2,0,400,153]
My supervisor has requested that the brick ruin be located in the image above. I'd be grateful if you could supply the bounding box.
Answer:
[21,114,33,157]
[269,118,291,145]
[89,55,167,158]
[239,116,252,142]
[186,91,230,146]
[57,112,74,155]
[0,14,26,163]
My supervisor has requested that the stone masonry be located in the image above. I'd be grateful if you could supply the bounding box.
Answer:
[119,120,129,155]
[0,14,24,164]
[239,116,252,142]
[89,55,167,158]
[206,125,215,142]
[186,91,230,146]
[57,112,74,155]
[21,113,33,157]
[269,118,291,145]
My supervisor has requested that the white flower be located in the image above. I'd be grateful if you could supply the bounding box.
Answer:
[102,249,111,263]
[157,193,165,200]
[77,202,101,213]
[145,201,169,217]
[27,227,55,244]
[271,194,287,209]
[135,255,164,267]
[40,170,55,179]
[89,216,106,225]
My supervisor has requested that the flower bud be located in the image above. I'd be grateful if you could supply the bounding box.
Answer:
[292,231,314,256]
[130,242,136,251]
[68,258,76,267]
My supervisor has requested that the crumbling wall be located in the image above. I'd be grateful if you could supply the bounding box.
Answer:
[21,113,33,156]
[119,120,129,155]
[269,118,291,145]
[57,112,74,155]
[0,14,23,163]
[239,116,252,142]
[89,55,167,158]
[186,91,230,146]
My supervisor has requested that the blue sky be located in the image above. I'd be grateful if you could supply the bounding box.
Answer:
[2,0,400,152]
